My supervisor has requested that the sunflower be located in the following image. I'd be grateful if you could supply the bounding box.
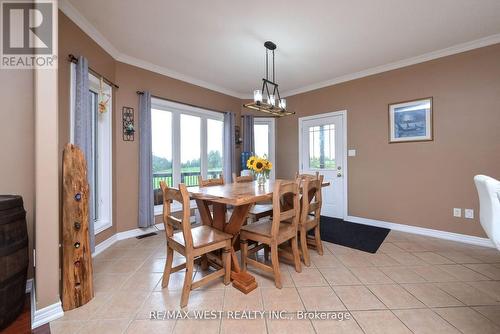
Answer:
[253,158,265,173]
[246,156,256,169]
[265,161,272,170]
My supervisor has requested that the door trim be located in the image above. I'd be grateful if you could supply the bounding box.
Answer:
[298,110,348,219]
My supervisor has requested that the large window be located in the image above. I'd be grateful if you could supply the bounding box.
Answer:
[152,98,224,206]
[70,68,113,235]
[253,118,275,179]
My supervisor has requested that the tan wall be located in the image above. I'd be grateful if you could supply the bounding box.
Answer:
[277,43,500,238]
[59,11,241,240]
[0,70,35,278]
[59,11,117,244]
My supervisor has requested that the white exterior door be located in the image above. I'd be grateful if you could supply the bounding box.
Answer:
[299,112,345,218]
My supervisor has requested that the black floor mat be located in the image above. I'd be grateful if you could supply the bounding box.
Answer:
[311,216,390,253]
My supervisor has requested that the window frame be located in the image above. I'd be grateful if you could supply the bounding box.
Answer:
[151,98,224,214]
[69,64,113,235]
[253,117,276,180]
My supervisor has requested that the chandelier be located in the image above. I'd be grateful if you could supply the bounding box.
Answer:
[243,41,294,117]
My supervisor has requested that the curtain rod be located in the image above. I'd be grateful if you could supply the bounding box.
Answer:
[68,54,119,89]
[136,91,227,115]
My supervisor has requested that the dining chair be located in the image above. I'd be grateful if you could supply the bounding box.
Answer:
[160,181,232,307]
[232,172,253,183]
[240,180,302,288]
[232,172,273,224]
[198,175,224,187]
[295,171,320,180]
[297,175,324,266]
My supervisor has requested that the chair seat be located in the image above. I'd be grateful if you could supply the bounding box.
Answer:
[249,204,273,216]
[171,225,232,249]
[241,219,295,241]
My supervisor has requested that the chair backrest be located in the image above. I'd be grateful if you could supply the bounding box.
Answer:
[271,180,300,238]
[160,182,193,248]
[198,175,224,187]
[300,175,324,225]
[474,175,500,250]
[295,171,320,180]
[233,172,253,183]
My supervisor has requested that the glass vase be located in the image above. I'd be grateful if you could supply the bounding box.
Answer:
[256,173,266,186]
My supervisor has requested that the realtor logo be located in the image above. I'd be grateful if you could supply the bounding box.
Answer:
[1,0,57,68]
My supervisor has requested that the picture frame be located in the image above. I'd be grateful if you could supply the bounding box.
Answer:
[388,97,433,143]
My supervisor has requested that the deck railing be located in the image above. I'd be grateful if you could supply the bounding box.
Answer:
[153,170,223,189]
[153,170,222,205]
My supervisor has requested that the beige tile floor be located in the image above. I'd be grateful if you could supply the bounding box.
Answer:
[50,230,500,334]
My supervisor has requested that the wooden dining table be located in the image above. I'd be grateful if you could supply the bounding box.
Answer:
[187,180,275,292]
[187,178,330,293]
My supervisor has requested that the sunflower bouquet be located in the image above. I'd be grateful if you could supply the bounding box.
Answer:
[246,155,272,185]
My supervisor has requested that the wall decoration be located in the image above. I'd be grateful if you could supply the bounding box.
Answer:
[122,106,135,141]
[389,97,433,143]
[235,125,243,145]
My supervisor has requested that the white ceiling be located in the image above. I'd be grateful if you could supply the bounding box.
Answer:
[62,0,500,98]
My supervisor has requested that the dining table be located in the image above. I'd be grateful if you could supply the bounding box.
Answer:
[187,178,330,293]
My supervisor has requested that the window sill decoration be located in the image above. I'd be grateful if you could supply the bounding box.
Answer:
[243,41,294,117]
[247,155,272,186]
[122,106,135,141]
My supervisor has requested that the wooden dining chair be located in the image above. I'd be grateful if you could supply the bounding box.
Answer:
[198,175,224,187]
[232,172,253,183]
[232,172,273,223]
[297,175,324,266]
[240,180,302,288]
[295,171,320,180]
[160,181,232,307]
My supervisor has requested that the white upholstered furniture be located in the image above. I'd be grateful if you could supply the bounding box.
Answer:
[474,175,500,251]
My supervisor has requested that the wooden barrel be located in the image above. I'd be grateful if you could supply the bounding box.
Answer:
[0,195,28,330]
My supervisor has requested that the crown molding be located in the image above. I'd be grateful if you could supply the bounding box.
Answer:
[115,53,249,99]
[59,0,500,100]
[281,33,500,97]
[59,0,121,58]
[58,0,246,99]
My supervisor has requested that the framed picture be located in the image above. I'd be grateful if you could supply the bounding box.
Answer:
[389,97,433,143]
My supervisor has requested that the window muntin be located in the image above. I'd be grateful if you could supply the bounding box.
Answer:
[308,124,335,170]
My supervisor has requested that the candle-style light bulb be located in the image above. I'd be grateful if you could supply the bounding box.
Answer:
[253,90,262,103]
[268,94,276,106]
[279,98,286,109]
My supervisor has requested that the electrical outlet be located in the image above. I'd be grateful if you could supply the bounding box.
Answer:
[453,208,462,218]
[465,209,474,219]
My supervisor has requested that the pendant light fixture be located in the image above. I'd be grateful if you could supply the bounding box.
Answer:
[243,41,294,117]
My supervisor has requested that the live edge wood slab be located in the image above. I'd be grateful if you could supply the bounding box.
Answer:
[62,144,94,310]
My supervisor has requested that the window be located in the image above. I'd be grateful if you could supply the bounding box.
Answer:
[253,118,276,179]
[152,98,224,208]
[308,124,335,169]
[70,66,113,235]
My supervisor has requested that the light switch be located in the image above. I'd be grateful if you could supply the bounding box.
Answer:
[453,208,462,218]
[348,149,356,157]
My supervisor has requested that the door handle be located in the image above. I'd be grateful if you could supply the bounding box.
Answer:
[337,172,342,177]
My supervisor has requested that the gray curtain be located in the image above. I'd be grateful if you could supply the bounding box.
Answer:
[242,115,254,153]
[223,112,236,182]
[73,56,95,252]
[138,91,154,228]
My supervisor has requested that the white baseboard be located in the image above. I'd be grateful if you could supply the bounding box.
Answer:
[346,215,495,248]
[92,233,118,257]
[26,278,33,294]
[92,223,165,257]
[31,299,64,329]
